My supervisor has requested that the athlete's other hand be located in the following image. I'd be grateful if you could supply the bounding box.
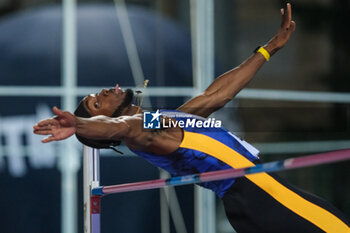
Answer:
[33,106,77,143]
[265,3,296,55]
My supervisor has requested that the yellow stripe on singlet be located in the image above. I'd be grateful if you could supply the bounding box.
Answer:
[179,131,350,233]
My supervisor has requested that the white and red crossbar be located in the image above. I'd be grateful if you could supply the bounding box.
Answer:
[92,148,350,196]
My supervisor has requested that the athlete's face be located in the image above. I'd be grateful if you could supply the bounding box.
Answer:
[82,84,128,117]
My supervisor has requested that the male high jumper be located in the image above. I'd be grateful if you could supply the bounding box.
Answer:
[34,4,350,232]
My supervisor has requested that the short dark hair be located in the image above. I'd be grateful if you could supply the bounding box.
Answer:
[73,89,134,152]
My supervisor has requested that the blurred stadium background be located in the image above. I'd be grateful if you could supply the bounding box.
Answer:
[0,0,349,233]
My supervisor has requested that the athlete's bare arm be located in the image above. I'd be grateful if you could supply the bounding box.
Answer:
[34,106,136,143]
[177,3,296,118]
[34,106,182,153]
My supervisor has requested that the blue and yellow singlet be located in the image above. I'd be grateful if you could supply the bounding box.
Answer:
[131,110,350,232]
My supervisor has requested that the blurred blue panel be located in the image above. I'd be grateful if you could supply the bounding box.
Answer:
[0,3,193,87]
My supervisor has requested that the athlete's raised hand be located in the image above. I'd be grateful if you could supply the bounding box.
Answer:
[265,3,296,55]
[33,106,77,143]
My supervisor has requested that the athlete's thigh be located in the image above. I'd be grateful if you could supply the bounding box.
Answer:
[222,174,350,233]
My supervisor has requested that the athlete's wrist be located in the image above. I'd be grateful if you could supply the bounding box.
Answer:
[264,42,279,57]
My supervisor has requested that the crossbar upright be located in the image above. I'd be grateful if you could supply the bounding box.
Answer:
[83,146,101,233]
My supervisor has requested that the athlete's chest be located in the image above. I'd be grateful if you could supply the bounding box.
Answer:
[124,126,183,155]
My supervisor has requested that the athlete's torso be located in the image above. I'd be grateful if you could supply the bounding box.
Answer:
[130,110,260,198]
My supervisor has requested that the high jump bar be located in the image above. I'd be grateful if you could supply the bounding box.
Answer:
[92,148,350,196]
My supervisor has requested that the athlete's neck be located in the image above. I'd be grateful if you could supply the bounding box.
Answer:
[121,105,140,116]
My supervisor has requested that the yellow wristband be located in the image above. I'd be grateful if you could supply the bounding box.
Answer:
[257,46,270,61]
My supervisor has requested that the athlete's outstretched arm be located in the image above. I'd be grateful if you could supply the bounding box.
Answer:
[33,106,132,143]
[178,3,296,118]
